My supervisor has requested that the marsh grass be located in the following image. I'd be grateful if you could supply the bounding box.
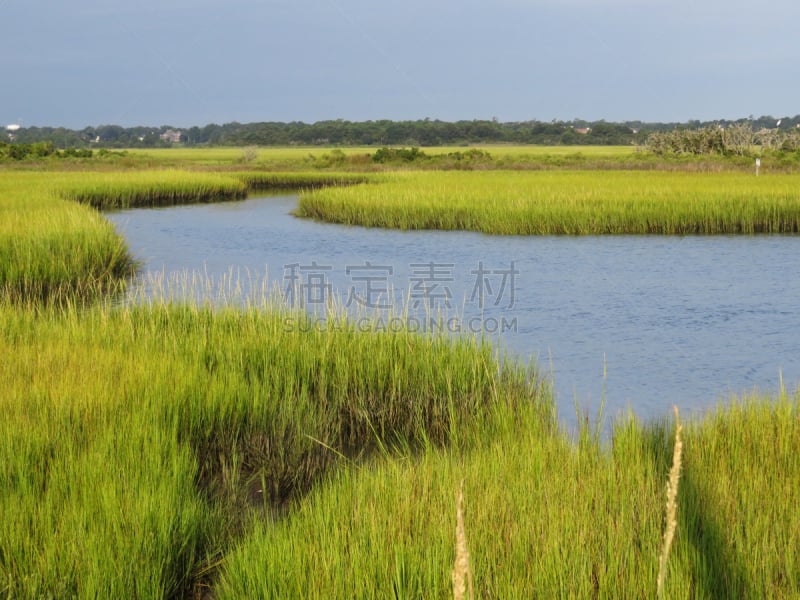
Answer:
[0,293,550,597]
[217,395,800,599]
[0,173,136,303]
[59,170,249,209]
[297,170,800,234]
[233,171,372,191]
[0,170,372,303]
[3,163,800,597]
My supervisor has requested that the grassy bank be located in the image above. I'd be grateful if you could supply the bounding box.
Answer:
[2,296,797,597]
[0,300,550,597]
[0,170,371,302]
[59,170,249,209]
[9,157,797,296]
[233,171,372,191]
[298,170,800,234]
[0,172,134,301]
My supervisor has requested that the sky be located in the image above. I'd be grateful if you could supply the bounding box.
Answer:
[1,0,798,128]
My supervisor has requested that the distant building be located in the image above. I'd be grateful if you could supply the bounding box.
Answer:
[6,124,21,141]
[160,129,183,143]
[574,128,591,135]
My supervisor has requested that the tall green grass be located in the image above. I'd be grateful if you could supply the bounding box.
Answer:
[2,295,798,597]
[297,170,800,234]
[0,170,371,302]
[59,170,248,209]
[218,395,800,598]
[59,171,372,209]
[3,164,800,597]
[234,171,372,191]
[0,173,135,301]
[0,298,549,597]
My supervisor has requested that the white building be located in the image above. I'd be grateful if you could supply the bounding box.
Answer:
[6,124,21,141]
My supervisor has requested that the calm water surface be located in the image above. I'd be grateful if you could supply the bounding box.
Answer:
[106,195,800,430]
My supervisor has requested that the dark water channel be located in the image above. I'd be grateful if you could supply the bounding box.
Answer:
[106,194,800,430]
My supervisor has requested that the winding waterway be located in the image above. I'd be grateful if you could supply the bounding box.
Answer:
[106,194,800,430]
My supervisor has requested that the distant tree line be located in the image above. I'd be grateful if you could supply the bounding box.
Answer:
[6,116,800,148]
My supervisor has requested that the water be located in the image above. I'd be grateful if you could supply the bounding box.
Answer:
[106,194,800,429]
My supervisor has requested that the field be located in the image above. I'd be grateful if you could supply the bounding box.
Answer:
[9,144,774,172]
[124,145,637,164]
[2,148,800,597]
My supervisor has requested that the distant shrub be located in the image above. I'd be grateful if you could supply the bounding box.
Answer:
[6,144,31,160]
[646,124,800,158]
[372,147,427,163]
[779,132,800,152]
[96,148,129,159]
[646,127,729,156]
[238,146,259,163]
[444,149,492,162]
[304,149,352,169]
[60,148,94,159]
[0,142,96,161]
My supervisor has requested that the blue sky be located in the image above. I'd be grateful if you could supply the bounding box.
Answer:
[2,0,798,128]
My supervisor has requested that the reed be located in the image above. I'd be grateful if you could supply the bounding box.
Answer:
[452,480,473,600]
[657,406,683,598]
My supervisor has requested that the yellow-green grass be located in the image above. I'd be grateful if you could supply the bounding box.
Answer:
[0,172,134,301]
[118,145,757,173]
[125,145,636,161]
[233,171,372,191]
[58,170,248,209]
[0,299,549,597]
[14,145,764,173]
[297,170,800,234]
[0,170,372,301]
[3,294,799,598]
[123,147,382,169]
[131,145,646,172]
[126,146,374,162]
[218,395,800,598]
[3,163,800,597]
